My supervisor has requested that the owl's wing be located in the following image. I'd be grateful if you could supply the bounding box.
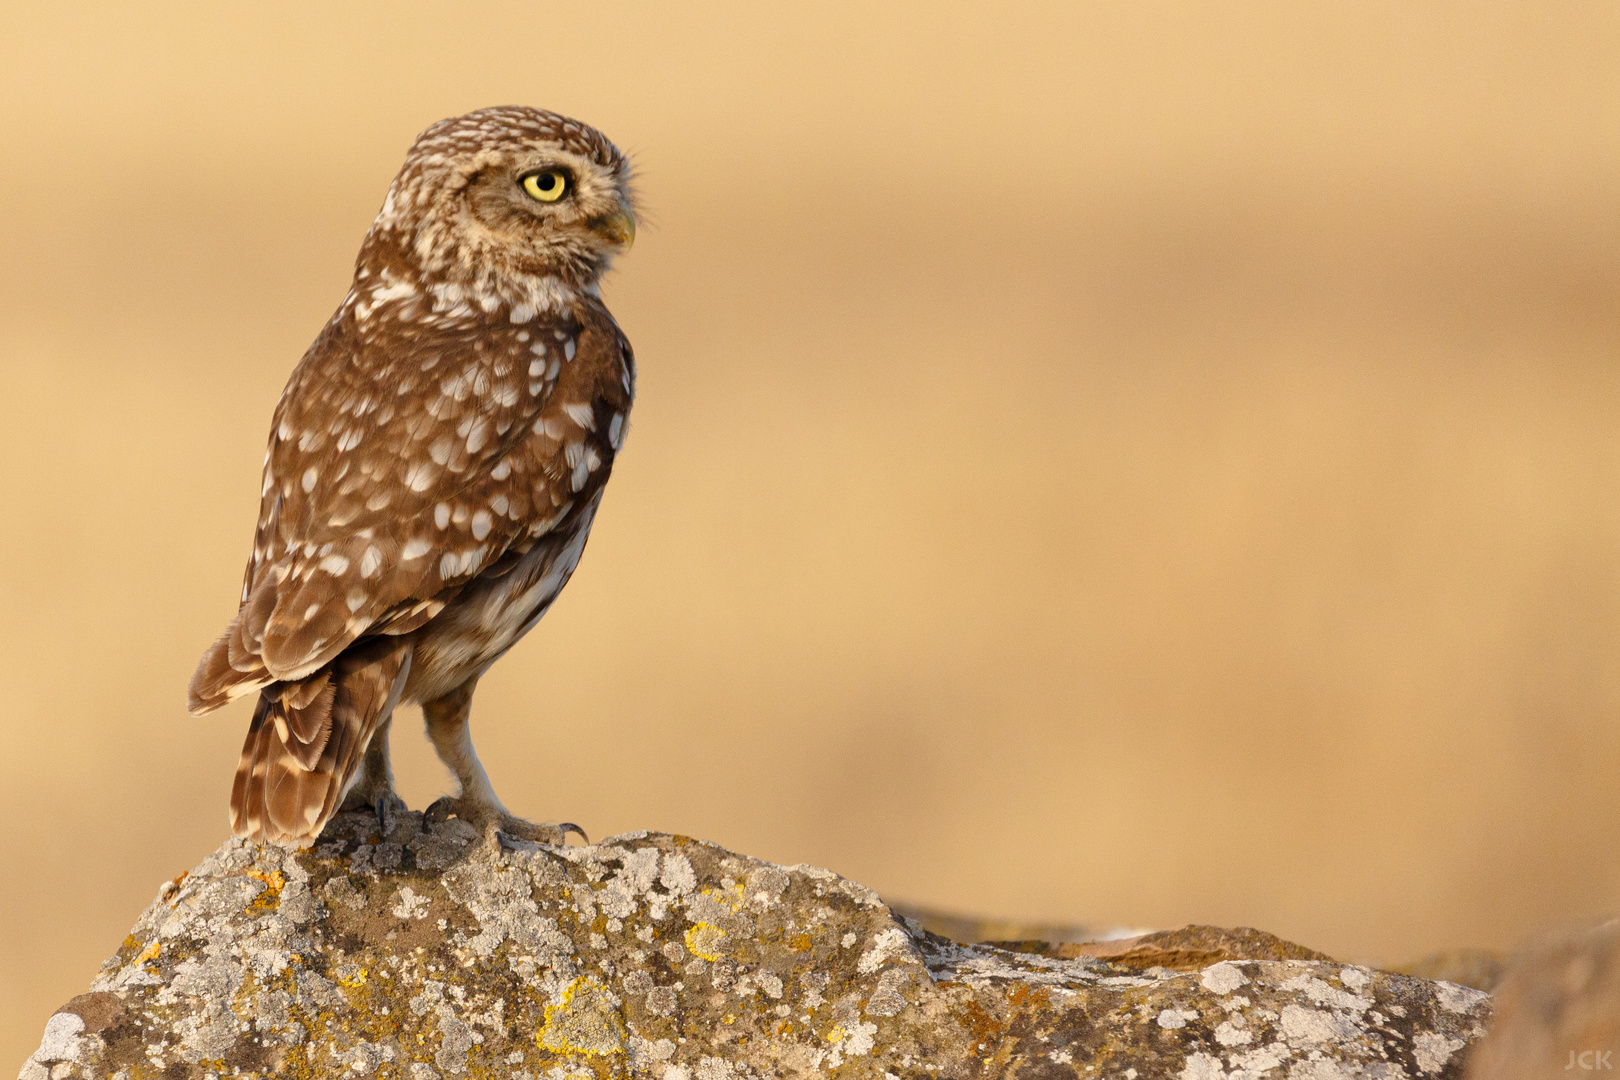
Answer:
[189,296,633,713]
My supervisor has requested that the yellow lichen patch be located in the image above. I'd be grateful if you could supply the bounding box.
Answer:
[826,1025,845,1044]
[1006,983,1052,1010]
[685,922,726,961]
[245,869,285,915]
[536,976,627,1058]
[136,941,161,967]
[788,933,814,952]
[337,967,368,989]
[707,883,745,908]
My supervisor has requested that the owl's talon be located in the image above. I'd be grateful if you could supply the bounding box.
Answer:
[423,795,457,827]
[421,796,580,847]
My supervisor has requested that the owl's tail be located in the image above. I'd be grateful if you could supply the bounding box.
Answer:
[230,638,412,846]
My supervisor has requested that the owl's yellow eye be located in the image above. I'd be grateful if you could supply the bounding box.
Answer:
[521,170,568,203]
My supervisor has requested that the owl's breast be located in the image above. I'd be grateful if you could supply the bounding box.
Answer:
[404,494,602,704]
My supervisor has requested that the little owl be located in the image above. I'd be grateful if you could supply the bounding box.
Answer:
[188,107,638,847]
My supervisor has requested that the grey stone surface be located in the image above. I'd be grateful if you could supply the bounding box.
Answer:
[21,811,1492,1078]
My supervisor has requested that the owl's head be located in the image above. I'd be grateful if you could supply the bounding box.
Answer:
[368,106,637,297]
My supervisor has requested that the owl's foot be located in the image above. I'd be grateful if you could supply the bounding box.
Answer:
[340,785,408,839]
[422,795,587,848]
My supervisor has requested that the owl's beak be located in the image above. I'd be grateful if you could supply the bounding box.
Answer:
[590,201,636,251]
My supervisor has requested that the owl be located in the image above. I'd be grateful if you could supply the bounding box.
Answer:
[188,107,638,847]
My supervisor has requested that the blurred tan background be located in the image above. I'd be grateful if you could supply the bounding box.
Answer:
[4,0,1620,1063]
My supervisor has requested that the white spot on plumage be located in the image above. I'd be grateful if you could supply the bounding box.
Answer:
[369,278,418,304]
[434,503,451,529]
[366,490,393,511]
[463,416,490,453]
[360,546,382,577]
[491,494,509,516]
[491,459,512,480]
[564,338,576,361]
[528,359,545,377]
[405,461,440,492]
[563,402,595,430]
[510,303,535,323]
[303,603,322,620]
[346,589,367,613]
[440,552,459,578]
[401,537,431,560]
[608,412,625,448]
[301,467,319,492]
[471,509,493,540]
[441,370,473,401]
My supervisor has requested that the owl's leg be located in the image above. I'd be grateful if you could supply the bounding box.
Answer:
[339,709,407,836]
[421,680,586,846]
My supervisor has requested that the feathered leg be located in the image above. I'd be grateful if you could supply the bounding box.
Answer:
[338,706,408,837]
[421,678,585,845]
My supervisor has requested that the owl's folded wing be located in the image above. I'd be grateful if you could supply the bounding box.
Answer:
[188,298,632,714]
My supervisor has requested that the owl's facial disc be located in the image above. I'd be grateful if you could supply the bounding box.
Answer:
[462,147,636,282]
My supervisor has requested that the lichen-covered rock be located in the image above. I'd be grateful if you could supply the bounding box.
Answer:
[990,925,1336,970]
[22,812,1492,1078]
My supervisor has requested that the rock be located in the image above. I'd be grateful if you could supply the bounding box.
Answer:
[988,925,1336,970]
[1464,919,1620,1079]
[888,903,1135,946]
[1392,949,1507,994]
[22,811,1493,1079]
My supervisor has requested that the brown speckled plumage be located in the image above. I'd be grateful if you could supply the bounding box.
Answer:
[189,107,638,845]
